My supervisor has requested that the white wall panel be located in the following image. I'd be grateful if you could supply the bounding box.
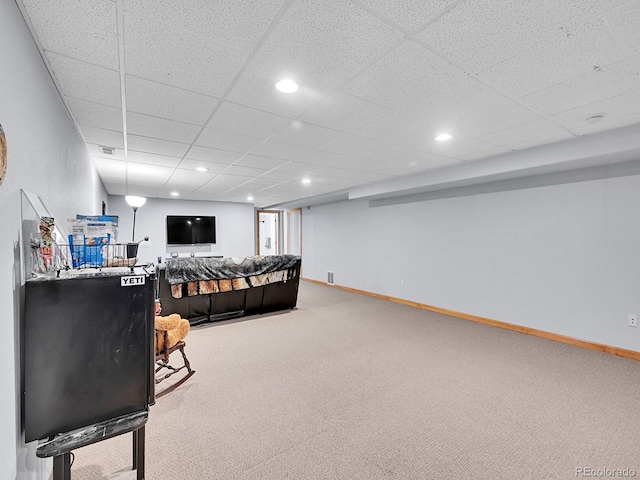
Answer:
[107,196,255,261]
[302,174,640,352]
[0,3,106,478]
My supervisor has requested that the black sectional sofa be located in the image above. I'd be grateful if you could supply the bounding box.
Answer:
[157,255,301,325]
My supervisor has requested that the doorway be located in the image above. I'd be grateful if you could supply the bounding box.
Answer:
[257,210,281,255]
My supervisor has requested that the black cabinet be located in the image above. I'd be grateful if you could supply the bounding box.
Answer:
[22,268,155,443]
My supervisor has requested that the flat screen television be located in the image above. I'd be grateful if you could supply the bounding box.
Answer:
[166,215,216,245]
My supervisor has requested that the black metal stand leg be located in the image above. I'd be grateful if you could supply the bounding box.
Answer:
[133,426,145,480]
[52,453,71,480]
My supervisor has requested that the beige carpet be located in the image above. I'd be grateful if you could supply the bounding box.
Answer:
[67,280,640,479]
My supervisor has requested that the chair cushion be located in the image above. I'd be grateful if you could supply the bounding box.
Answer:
[155,314,190,353]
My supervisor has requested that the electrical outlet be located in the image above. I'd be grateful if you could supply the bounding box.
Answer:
[628,315,638,327]
[400,279,404,287]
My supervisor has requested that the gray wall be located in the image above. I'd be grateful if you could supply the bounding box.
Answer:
[0,2,107,478]
[106,195,256,263]
[302,174,640,352]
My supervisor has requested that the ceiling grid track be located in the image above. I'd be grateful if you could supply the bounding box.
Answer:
[115,0,130,195]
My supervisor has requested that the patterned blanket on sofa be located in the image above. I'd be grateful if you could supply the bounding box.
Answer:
[164,255,301,299]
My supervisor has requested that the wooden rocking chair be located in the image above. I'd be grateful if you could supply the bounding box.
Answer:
[155,314,195,398]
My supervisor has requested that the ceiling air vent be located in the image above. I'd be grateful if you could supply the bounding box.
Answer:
[100,146,115,155]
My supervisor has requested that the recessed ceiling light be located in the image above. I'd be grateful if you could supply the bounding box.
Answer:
[276,79,298,93]
[435,133,452,141]
[170,191,179,197]
[195,166,209,172]
[247,196,254,201]
[302,178,311,184]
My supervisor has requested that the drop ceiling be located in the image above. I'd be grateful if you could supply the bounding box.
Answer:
[16,0,640,208]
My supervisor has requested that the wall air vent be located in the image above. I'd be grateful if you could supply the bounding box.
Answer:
[327,271,334,285]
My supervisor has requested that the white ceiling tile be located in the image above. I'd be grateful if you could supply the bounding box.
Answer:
[307,175,356,187]
[244,176,286,187]
[179,190,214,201]
[127,151,182,168]
[234,154,289,170]
[168,168,217,186]
[518,59,640,116]
[126,112,201,144]
[226,0,403,113]
[301,149,365,168]
[47,53,120,108]
[265,181,340,199]
[102,181,127,196]
[300,92,394,133]
[569,113,640,137]
[223,165,270,177]
[127,134,190,157]
[317,155,398,174]
[505,131,577,151]
[65,97,122,131]
[21,0,119,68]
[206,102,292,139]
[199,173,254,189]
[401,136,498,158]
[93,157,125,180]
[124,12,244,96]
[355,112,425,143]
[126,162,175,184]
[458,146,514,162]
[358,0,459,32]
[252,0,403,88]
[599,0,629,8]
[387,155,461,173]
[477,16,628,98]
[125,76,219,126]
[123,0,286,54]
[225,66,324,119]
[271,161,325,175]
[475,119,571,148]
[316,135,387,160]
[312,167,391,183]
[160,183,202,195]
[156,187,197,199]
[268,121,344,149]
[343,40,468,109]
[195,128,263,152]
[399,77,540,138]
[81,127,124,148]
[87,143,125,162]
[319,134,456,165]
[608,1,640,55]
[258,170,299,181]
[178,159,230,173]
[250,141,318,163]
[418,0,601,73]
[121,184,163,198]
[551,89,640,130]
[185,146,243,165]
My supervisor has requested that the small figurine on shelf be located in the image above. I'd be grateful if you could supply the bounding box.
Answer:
[32,216,57,276]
